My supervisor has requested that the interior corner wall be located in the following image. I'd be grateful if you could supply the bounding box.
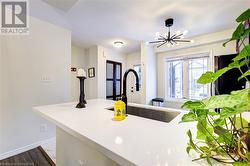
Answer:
[0,17,71,155]
[71,45,87,101]
[157,40,236,109]
[97,46,126,99]
[0,35,3,154]
[141,42,157,105]
[85,46,98,99]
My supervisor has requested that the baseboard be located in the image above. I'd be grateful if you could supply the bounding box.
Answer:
[0,137,56,160]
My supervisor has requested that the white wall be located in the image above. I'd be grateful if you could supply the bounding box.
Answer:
[71,45,87,101]
[157,29,237,109]
[97,46,126,98]
[0,35,3,154]
[0,17,71,154]
[141,42,157,105]
[85,46,98,99]
[126,51,141,103]
[72,45,126,100]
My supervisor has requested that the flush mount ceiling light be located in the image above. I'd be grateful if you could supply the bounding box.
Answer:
[149,18,193,48]
[113,41,124,48]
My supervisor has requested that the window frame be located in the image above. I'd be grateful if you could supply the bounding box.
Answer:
[165,51,213,102]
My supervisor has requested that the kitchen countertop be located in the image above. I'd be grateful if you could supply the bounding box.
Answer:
[33,99,198,166]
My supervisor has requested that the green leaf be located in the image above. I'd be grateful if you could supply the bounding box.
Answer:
[181,100,205,109]
[214,126,232,144]
[233,44,250,62]
[245,152,250,161]
[232,23,244,39]
[207,111,219,116]
[229,59,249,68]
[203,89,250,110]
[223,38,234,47]
[206,157,212,166]
[180,112,197,123]
[197,71,214,84]
[235,117,248,131]
[235,117,248,129]
[196,109,208,120]
[223,23,244,47]
[238,69,250,81]
[220,107,237,118]
[242,27,250,39]
[203,95,242,109]
[187,130,200,153]
[214,118,225,126]
[233,161,248,166]
[236,8,250,22]
[186,145,192,154]
[197,67,233,84]
[197,121,213,140]
[200,146,210,153]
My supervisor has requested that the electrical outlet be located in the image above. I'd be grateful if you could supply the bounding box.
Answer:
[41,75,53,83]
[40,124,47,132]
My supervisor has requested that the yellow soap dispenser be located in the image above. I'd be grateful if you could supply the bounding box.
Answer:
[113,100,126,121]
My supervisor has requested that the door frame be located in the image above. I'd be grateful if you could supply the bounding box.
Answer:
[106,60,122,100]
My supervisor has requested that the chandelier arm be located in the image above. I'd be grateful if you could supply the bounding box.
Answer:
[173,34,184,39]
[157,41,167,48]
[174,39,191,42]
[159,35,167,40]
[171,34,177,39]
[172,40,177,44]
[149,41,165,44]
[169,40,174,45]
[158,37,166,41]
[173,36,181,40]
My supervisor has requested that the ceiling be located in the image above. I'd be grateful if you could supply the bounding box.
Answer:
[30,0,249,54]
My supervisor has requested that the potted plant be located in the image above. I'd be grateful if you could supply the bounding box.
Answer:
[181,8,250,165]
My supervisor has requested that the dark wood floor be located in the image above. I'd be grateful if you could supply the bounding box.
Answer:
[0,146,55,166]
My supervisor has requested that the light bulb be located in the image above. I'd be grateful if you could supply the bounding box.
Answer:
[183,30,188,35]
[176,31,181,35]
[190,40,194,43]
[155,32,160,37]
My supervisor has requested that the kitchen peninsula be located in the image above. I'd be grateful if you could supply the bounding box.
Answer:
[34,99,197,166]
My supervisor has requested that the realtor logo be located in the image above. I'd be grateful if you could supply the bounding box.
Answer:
[1,0,29,35]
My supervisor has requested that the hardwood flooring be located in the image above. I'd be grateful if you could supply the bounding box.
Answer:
[0,146,55,166]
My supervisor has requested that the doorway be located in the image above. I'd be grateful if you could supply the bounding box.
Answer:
[106,60,122,100]
[128,64,141,103]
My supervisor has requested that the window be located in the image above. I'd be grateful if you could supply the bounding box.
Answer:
[168,60,184,98]
[188,58,209,99]
[167,55,209,100]
[133,64,142,87]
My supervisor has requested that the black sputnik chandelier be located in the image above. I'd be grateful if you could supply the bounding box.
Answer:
[149,18,193,48]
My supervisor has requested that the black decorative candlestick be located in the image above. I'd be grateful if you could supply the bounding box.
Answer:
[76,76,87,108]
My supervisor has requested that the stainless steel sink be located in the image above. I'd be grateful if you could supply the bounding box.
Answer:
[107,106,180,123]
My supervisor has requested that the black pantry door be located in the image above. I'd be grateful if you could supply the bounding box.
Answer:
[106,60,122,100]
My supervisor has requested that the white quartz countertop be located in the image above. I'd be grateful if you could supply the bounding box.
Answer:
[34,99,198,166]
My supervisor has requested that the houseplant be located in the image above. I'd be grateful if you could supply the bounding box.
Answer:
[181,8,250,165]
